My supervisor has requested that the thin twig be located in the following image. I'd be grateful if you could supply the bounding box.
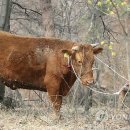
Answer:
[12,2,42,16]
[110,0,127,36]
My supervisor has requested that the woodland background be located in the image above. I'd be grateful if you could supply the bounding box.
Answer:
[0,0,130,130]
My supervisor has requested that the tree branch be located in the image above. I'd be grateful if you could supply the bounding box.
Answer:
[100,15,119,43]
[12,2,42,16]
[110,0,127,36]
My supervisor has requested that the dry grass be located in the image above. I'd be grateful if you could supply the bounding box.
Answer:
[0,102,130,130]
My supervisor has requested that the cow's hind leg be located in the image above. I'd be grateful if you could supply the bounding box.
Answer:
[61,85,70,96]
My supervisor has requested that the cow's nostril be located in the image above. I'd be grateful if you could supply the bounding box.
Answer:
[82,79,94,86]
[88,80,94,84]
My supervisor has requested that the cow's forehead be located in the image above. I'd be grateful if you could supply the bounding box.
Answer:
[80,44,93,54]
[84,44,93,49]
[74,44,94,62]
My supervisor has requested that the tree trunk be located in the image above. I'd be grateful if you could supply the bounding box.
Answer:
[0,0,12,102]
[40,0,55,37]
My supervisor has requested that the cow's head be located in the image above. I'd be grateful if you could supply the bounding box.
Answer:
[62,44,103,86]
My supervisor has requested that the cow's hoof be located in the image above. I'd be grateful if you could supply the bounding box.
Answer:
[56,114,64,121]
[49,113,63,124]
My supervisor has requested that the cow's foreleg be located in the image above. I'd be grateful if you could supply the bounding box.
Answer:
[45,76,62,116]
[48,91,62,115]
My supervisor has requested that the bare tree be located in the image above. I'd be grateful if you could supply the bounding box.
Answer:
[0,0,12,102]
[0,0,12,31]
[40,0,55,37]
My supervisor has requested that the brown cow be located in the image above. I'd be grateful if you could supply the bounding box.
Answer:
[0,31,102,115]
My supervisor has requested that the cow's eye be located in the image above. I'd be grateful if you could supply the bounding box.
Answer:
[77,60,82,65]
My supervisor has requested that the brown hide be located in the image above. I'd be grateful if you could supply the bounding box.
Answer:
[0,31,75,90]
[0,31,102,113]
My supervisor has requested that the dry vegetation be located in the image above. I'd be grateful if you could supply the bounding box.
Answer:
[1,0,130,130]
[0,102,130,130]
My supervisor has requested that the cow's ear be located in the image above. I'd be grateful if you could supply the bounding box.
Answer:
[93,47,103,55]
[62,49,72,56]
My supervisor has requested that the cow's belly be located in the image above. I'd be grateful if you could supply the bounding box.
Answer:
[0,51,46,91]
[0,65,47,92]
[0,75,47,92]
